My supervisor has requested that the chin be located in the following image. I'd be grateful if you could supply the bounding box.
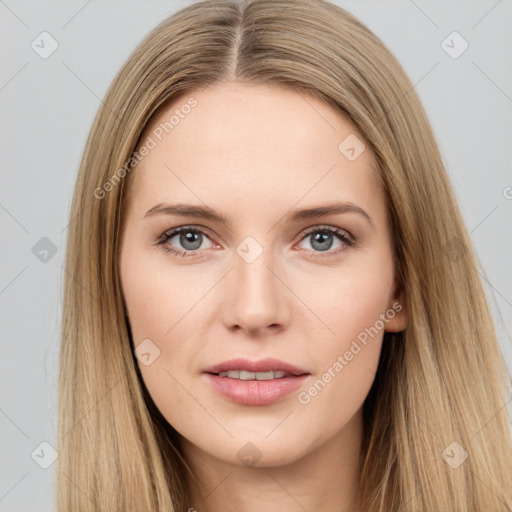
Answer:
[192,431,316,469]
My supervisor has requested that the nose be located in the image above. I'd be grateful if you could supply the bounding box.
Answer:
[221,246,291,335]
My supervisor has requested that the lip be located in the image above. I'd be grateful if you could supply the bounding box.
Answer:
[203,373,310,405]
[202,357,311,406]
[203,357,309,376]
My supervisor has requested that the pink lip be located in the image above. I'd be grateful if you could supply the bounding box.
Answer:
[202,357,311,406]
[203,357,309,376]
[203,373,310,405]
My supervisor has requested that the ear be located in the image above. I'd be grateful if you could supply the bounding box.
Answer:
[384,280,408,333]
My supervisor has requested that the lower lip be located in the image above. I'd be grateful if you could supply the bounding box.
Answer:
[203,373,310,406]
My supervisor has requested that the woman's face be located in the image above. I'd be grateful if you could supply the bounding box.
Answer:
[119,82,407,468]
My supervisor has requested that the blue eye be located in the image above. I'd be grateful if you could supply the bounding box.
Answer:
[157,226,215,257]
[156,225,356,258]
[296,226,355,257]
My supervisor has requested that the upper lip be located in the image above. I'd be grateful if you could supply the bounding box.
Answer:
[203,357,310,376]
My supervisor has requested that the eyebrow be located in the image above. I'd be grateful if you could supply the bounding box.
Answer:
[143,201,374,229]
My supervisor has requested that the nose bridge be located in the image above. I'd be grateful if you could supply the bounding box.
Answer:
[224,235,288,332]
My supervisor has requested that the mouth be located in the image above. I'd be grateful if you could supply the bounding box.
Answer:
[203,357,310,377]
[202,357,311,405]
[212,370,296,380]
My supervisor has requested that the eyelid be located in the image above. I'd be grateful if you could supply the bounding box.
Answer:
[158,223,354,242]
[158,224,218,243]
[156,223,357,257]
[298,224,355,243]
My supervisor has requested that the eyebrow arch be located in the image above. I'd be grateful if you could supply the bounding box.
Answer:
[285,202,374,229]
[143,201,374,229]
[143,203,231,226]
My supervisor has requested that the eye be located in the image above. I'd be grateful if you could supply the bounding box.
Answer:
[156,224,356,259]
[156,226,217,257]
[296,225,356,257]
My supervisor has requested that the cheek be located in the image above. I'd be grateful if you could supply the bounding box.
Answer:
[120,248,204,426]
[304,251,394,352]
[295,253,393,416]
[120,244,210,391]
[120,246,200,343]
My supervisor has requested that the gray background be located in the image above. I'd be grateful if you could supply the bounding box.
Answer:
[1,0,511,509]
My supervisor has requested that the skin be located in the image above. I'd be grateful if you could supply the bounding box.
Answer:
[119,81,408,512]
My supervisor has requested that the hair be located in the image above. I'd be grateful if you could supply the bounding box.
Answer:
[58,0,512,510]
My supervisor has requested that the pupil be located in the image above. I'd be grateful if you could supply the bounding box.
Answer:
[181,231,202,250]
[311,232,333,251]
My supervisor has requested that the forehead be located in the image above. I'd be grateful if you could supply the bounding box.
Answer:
[128,82,383,218]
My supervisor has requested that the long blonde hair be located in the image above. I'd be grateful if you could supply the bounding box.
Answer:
[58,0,512,510]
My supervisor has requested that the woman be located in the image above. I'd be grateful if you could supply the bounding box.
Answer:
[58,0,512,510]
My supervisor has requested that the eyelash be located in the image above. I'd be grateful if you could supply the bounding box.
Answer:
[155,224,357,259]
